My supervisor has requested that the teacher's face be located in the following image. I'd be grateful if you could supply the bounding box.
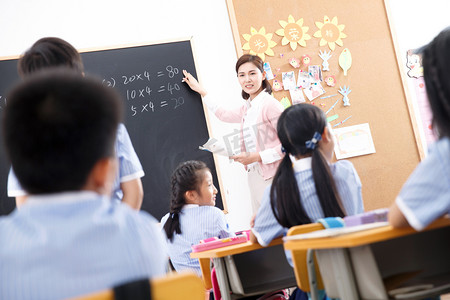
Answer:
[237,62,265,100]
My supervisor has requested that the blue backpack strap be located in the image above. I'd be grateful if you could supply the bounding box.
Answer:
[113,278,151,300]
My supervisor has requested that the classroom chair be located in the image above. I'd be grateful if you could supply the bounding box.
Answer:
[285,223,325,300]
[69,271,205,300]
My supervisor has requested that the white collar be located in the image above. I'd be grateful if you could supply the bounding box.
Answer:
[246,90,266,108]
[26,191,101,206]
[183,204,199,209]
[291,156,312,172]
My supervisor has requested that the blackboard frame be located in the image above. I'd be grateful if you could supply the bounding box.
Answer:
[0,37,228,219]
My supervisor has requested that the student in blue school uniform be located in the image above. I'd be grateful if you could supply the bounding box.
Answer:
[389,28,450,231]
[250,103,364,299]
[161,160,235,276]
[0,69,167,300]
[7,37,145,210]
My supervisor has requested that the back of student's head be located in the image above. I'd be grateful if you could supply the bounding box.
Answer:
[422,28,450,138]
[271,103,344,228]
[18,37,84,77]
[235,54,272,99]
[163,160,209,241]
[3,68,122,195]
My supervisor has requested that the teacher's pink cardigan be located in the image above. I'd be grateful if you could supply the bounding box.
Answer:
[211,92,284,180]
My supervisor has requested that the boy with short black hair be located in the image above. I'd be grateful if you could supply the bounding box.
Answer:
[0,68,167,300]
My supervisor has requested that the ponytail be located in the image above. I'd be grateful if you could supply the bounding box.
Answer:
[163,160,208,242]
[270,154,311,228]
[311,149,345,218]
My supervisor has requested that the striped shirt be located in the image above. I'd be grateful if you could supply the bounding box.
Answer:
[160,205,235,276]
[7,123,144,203]
[252,157,363,264]
[0,191,168,300]
[396,137,450,231]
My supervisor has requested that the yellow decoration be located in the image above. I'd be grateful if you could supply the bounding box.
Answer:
[339,48,352,76]
[313,16,347,51]
[280,97,291,109]
[275,15,311,51]
[242,27,276,60]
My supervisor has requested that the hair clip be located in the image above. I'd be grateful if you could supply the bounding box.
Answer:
[305,132,322,150]
[281,146,286,153]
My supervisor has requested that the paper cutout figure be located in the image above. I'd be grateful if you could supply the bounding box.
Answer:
[313,16,347,51]
[289,87,306,104]
[273,79,283,92]
[339,48,352,76]
[280,96,292,109]
[263,62,275,80]
[406,49,423,78]
[318,50,332,71]
[282,71,296,90]
[308,65,323,83]
[289,57,301,68]
[242,27,277,60]
[304,83,326,101]
[325,75,336,87]
[302,55,311,67]
[297,70,311,88]
[338,86,352,106]
[276,15,311,51]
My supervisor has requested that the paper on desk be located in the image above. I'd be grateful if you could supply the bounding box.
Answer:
[199,138,237,157]
[283,222,389,241]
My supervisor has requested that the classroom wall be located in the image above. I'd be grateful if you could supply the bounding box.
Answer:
[0,0,253,230]
[0,0,448,230]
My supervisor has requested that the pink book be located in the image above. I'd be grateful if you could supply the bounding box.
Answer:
[191,231,250,253]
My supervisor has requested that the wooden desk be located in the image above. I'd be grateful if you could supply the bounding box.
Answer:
[191,238,296,300]
[284,217,450,300]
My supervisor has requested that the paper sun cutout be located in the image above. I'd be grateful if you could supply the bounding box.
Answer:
[313,16,347,51]
[242,27,277,60]
[276,15,311,51]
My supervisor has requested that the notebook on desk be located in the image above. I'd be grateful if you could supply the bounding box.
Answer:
[283,222,389,241]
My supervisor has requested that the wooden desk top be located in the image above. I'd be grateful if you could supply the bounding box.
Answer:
[284,217,450,251]
[190,237,284,259]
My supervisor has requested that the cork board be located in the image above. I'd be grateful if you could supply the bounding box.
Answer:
[225,0,421,210]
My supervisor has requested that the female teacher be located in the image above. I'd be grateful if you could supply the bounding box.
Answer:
[182,54,284,215]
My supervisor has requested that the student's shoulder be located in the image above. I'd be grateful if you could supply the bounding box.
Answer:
[331,160,359,178]
[199,205,225,216]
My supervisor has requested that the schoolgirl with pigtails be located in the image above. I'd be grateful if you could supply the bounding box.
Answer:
[160,160,234,276]
[250,103,364,252]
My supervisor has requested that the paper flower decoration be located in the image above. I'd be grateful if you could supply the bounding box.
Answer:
[313,16,347,51]
[272,79,283,92]
[242,27,277,60]
[276,15,311,51]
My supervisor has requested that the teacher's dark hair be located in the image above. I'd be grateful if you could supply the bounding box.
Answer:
[18,37,84,77]
[270,104,345,228]
[236,54,272,99]
[422,28,450,138]
[3,68,122,194]
[164,160,210,242]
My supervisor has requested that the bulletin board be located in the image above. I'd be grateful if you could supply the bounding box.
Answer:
[225,0,421,210]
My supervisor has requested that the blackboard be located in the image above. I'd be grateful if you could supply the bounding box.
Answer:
[0,38,225,220]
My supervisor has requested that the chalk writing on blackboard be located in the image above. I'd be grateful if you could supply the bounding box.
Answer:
[102,65,184,117]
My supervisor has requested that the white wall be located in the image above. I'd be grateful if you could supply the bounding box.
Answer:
[1,0,448,230]
[386,0,450,153]
[0,0,252,230]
